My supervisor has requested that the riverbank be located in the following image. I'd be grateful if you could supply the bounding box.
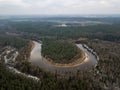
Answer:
[31,41,89,67]
[30,41,35,52]
[0,46,39,81]
[42,53,88,67]
[30,41,97,74]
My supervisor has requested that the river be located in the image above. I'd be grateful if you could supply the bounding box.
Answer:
[30,41,97,74]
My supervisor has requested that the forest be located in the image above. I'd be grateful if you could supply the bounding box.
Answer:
[0,60,102,90]
[0,36,27,49]
[0,17,120,90]
[41,39,80,63]
[0,17,120,41]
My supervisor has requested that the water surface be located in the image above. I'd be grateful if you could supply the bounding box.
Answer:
[30,41,97,74]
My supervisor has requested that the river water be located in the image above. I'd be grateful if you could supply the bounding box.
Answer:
[30,41,97,74]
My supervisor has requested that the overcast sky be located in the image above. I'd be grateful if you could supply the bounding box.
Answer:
[0,0,120,15]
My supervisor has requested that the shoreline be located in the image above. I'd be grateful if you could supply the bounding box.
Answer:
[31,41,89,67]
[42,53,88,67]
[30,41,35,52]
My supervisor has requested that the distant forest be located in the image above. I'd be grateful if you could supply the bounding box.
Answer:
[0,17,120,41]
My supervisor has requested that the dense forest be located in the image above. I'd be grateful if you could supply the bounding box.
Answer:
[0,61,102,90]
[86,39,120,89]
[0,63,41,90]
[0,36,27,49]
[41,39,81,63]
[0,17,120,41]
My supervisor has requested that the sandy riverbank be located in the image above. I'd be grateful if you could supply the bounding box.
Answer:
[31,41,89,67]
[42,53,88,67]
[30,41,35,52]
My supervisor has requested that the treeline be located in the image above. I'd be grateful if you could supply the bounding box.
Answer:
[16,41,32,61]
[0,63,41,90]
[42,39,78,63]
[0,61,102,90]
[86,40,120,89]
[7,21,120,41]
[0,36,27,49]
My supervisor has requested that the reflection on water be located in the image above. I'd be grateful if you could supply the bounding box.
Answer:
[30,41,97,74]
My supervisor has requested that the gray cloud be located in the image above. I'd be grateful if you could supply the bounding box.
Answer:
[0,0,120,15]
